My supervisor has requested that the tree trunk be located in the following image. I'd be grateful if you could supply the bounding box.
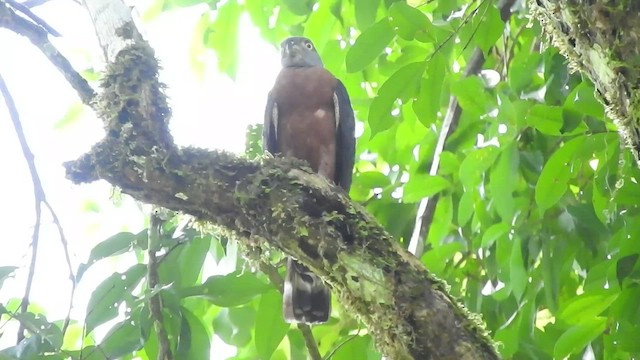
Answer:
[530,0,640,164]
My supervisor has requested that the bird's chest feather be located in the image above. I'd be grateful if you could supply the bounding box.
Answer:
[271,67,338,180]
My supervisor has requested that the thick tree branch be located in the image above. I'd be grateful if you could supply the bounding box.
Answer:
[59,0,500,358]
[61,42,497,359]
[530,0,640,165]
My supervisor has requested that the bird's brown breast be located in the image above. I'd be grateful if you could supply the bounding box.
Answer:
[271,67,339,181]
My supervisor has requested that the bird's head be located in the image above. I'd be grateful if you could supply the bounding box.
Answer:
[280,37,323,68]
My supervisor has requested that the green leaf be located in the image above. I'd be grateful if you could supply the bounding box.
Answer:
[489,143,518,221]
[11,312,62,350]
[388,2,429,41]
[558,292,619,325]
[402,175,451,203]
[331,335,377,360]
[457,189,475,227]
[354,171,391,189]
[526,104,563,135]
[554,317,607,359]
[206,0,242,78]
[158,234,211,289]
[303,1,337,54]
[422,242,464,276]
[346,18,395,73]
[85,263,146,334]
[509,51,543,93]
[0,266,17,288]
[180,307,211,360]
[255,290,289,359]
[282,0,313,16]
[165,0,217,9]
[462,1,503,53]
[481,223,510,248]
[213,306,255,346]
[509,236,527,301]
[53,102,85,130]
[616,254,639,285]
[245,123,264,160]
[0,335,55,359]
[78,231,140,281]
[180,272,270,307]
[459,146,500,190]
[565,82,604,119]
[355,0,380,29]
[100,319,145,358]
[413,53,446,127]
[535,136,586,213]
[450,76,494,117]
[369,62,425,134]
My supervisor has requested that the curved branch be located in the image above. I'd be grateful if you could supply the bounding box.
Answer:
[61,42,497,360]
[56,0,499,358]
[0,1,96,106]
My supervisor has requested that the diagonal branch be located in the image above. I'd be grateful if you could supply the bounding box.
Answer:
[147,208,174,360]
[0,73,77,341]
[408,0,518,258]
[57,0,499,358]
[60,40,497,358]
[4,0,61,36]
[0,1,96,106]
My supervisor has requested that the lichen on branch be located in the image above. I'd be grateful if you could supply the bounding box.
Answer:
[63,37,498,360]
[531,0,640,164]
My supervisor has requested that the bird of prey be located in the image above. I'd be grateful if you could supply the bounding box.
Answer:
[263,36,356,324]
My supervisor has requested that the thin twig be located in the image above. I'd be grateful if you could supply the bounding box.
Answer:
[298,324,323,360]
[0,74,44,343]
[408,0,518,258]
[259,262,323,360]
[0,1,96,106]
[147,208,173,360]
[0,74,76,341]
[323,328,362,360]
[21,0,80,9]
[44,200,76,336]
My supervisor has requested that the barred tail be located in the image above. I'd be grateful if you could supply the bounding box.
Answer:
[282,258,331,324]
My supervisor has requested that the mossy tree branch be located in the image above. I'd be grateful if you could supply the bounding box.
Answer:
[530,0,640,164]
[57,0,500,358]
[63,43,498,359]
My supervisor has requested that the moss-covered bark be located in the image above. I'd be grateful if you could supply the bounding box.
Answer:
[64,40,499,359]
[530,0,640,164]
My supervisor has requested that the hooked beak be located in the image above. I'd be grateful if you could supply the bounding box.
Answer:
[282,39,303,58]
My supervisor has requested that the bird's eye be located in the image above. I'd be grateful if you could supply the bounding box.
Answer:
[304,42,313,50]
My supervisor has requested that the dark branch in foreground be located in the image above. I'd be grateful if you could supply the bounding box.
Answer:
[0,1,96,106]
[62,40,498,359]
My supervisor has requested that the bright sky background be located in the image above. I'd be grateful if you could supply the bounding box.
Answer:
[0,0,279,357]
